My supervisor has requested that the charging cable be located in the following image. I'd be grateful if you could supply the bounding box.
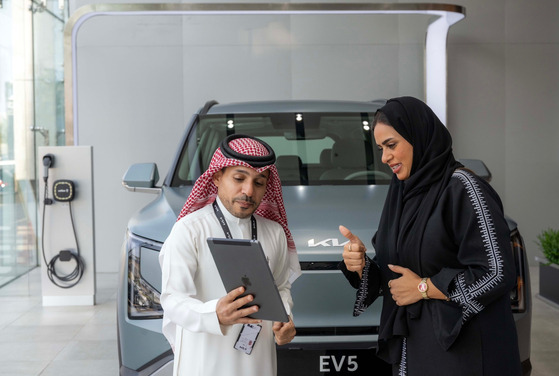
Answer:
[41,155,85,288]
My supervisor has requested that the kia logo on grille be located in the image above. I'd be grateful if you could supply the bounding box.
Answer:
[307,238,349,247]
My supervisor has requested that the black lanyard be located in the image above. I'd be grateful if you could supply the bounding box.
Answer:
[212,200,257,240]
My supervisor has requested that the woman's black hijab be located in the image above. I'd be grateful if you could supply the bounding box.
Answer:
[373,96,463,364]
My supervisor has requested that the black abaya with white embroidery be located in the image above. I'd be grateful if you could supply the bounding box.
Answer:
[340,97,522,376]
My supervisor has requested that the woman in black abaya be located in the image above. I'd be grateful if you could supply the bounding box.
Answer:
[340,96,521,375]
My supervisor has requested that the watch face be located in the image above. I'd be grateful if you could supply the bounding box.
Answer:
[418,282,428,292]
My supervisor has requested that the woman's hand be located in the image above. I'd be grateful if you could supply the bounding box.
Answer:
[339,225,367,279]
[387,265,448,305]
[386,264,422,306]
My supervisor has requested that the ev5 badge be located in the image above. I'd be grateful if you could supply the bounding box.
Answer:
[53,180,75,202]
[320,355,358,372]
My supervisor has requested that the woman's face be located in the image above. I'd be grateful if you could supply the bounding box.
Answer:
[374,122,414,180]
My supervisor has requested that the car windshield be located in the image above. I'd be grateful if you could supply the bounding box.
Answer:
[171,112,393,186]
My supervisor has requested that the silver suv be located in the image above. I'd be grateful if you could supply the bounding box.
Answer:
[117,100,531,375]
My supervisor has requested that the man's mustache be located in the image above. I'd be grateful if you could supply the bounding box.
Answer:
[233,195,255,204]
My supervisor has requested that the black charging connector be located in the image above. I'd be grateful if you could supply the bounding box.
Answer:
[43,154,54,182]
[59,250,73,262]
[43,154,54,205]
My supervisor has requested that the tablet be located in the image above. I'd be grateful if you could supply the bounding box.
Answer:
[207,237,289,323]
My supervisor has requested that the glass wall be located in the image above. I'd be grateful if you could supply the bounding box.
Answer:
[32,0,66,147]
[0,0,66,288]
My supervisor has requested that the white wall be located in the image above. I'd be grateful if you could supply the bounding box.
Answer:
[444,0,559,264]
[67,0,559,272]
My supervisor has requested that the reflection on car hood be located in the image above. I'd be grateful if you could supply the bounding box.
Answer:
[128,184,390,258]
[127,186,192,243]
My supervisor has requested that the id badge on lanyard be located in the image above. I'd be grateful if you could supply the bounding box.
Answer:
[212,200,262,355]
[234,323,262,355]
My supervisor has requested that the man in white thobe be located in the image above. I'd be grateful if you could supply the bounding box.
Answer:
[159,134,301,376]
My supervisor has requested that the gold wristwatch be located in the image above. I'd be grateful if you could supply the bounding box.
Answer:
[418,277,429,299]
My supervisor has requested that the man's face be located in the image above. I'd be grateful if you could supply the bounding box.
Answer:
[212,166,270,219]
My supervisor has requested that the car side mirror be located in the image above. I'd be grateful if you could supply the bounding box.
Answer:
[457,159,492,182]
[122,163,161,193]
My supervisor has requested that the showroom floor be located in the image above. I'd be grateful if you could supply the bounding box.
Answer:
[0,266,558,376]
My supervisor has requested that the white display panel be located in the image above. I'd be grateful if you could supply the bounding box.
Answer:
[38,146,95,306]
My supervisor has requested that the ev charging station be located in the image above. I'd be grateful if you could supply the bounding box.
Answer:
[38,146,95,306]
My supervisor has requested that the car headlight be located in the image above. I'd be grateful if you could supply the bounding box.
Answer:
[127,232,164,319]
[510,229,527,313]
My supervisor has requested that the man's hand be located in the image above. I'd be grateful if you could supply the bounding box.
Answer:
[216,286,262,326]
[340,225,366,279]
[273,317,296,345]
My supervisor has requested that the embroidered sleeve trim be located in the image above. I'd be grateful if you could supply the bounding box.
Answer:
[398,337,408,376]
[447,170,505,322]
[353,256,372,316]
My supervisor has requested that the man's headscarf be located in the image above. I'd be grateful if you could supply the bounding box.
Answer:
[178,134,300,281]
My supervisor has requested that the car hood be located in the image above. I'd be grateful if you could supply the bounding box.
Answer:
[127,184,389,257]
[282,185,389,262]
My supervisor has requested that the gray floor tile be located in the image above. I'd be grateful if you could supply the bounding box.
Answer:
[10,306,96,327]
[75,323,118,341]
[0,311,27,330]
[0,324,82,343]
[529,266,559,376]
[89,301,118,325]
[39,359,119,376]
[531,351,559,376]
[53,339,118,361]
[0,341,66,362]
[0,360,50,376]
[0,298,41,313]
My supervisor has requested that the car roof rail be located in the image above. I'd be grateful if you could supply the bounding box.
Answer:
[199,100,219,115]
[370,98,387,107]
